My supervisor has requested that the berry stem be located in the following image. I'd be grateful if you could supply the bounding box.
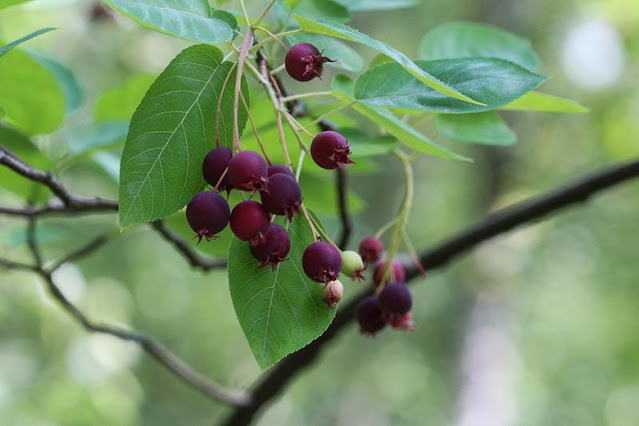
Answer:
[280,91,332,103]
[238,0,251,28]
[300,204,319,241]
[253,0,278,27]
[270,63,286,75]
[294,150,305,182]
[233,30,254,153]
[251,25,289,50]
[303,204,339,249]
[216,61,238,148]
[250,29,302,53]
[374,217,399,240]
[304,101,356,131]
[239,91,272,165]
[402,230,426,277]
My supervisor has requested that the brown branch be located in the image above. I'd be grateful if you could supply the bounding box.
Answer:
[223,158,639,425]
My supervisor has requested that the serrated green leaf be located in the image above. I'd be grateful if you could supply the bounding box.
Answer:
[30,53,84,115]
[285,0,350,22]
[288,33,363,72]
[0,27,55,58]
[420,22,539,71]
[95,74,157,122]
[436,111,516,145]
[332,75,467,160]
[294,15,482,105]
[0,48,65,134]
[228,216,336,370]
[101,0,234,43]
[118,44,249,228]
[332,0,418,11]
[501,91,589,113]
[354,58,545,113]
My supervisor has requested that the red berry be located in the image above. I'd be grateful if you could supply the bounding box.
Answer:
[229,200,271,243]
[356,295,387,336]
[285,43,334,82]
[249,223,291,270]
[267,164,295,178]
[378,283,412,316]
[302,241,342,284]
[359,237,383,265]
[260,174,302,221]
[186,191,230,242]
[373,260,405,289]
[202,146,232,193]
[310,131,354,170]
[227,151,268,192]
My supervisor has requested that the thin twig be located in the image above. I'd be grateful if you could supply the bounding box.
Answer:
[47,229,117,273]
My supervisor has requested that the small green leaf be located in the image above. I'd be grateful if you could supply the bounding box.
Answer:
[288,33,363,72]
[95,73,157,122]
[228,216,336,370]
[285,0,350,22]
[436,111,517,145]
[420,22,539,71]
[30,53,84,115]
[332,75,467,160]
[333,0,418,11]
[68,121,129,156]
[118,44,249,228]
[294,15,482,105]
[501,91,589,113]
[0,27,55,58]
[354,58,545,113]
[0,48,65,134]
[101,0,234,43]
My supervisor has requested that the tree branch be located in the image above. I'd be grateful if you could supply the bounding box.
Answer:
[222,158,639,425]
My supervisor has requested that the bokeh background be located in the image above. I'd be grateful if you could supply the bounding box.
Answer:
[1,0,639,425]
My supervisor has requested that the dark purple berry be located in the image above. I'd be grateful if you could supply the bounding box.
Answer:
[186,191,230,243]
[250,223,291,270]
[373,260,405,290]
[268,164,295,178]
[302,241,342,284]
[310,131,354,170]
[260,174,302,221]
[356,295,387,336]
[229,200,271,243]
[285,43,334,82]
[227,151,268,192]
[202,146,232,193]
[378,283,412,316]
[359,237,383,265]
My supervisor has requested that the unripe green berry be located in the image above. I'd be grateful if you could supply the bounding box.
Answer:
[340,250,365,281]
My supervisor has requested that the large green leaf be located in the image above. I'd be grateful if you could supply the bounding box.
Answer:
[354,58,545,113]
[95,73,157,122]
[101,0,236,43]
[501,91,589,113]
[332,75,467,160]
[0,48,65,134]
[333,0,418,11]
[288,33,363,72]
[294,15,481,105]
[420,22,539,71]
[31,53,84,115]
[436,111,516,145]
[228,216,336,370]
[0,27,56,59]
[118,44,248,228]
[0,0,34,10]
[285,0,350,22]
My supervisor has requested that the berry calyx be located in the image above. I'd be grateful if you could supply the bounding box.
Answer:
[249,223,291,270]
[260,173,302,221]
[229,200,271,243]
[186,191,230,243]
[267,164,295,178]
[358,237,383,265]
[378,283,412,316]
[202,146,232,193]
[373,260,406,290]
[340,250,365,281]
[227,151,268,192]
[356,295,387,336]
[322,279,344,308]
[284,42,334,82]
[310,131,354,170]
[302,241,342,284]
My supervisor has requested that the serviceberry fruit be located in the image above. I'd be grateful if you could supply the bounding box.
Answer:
[284,42,334,82]
[249,223,290,270]
[388,311,415,331]
[322,279,344,308]
[302,241,342,284]
[355,295,387,336]
[260,173,302,221]
[310,131,354,170]
[267,164,295,178]
[378,283,412,316]
[186,191,230,242]
[227,151,268,192]
[229,200,271,243]
[202,146,232,193]
[373,260,406,289]
[340,250,365,281]
[358,237,384,265]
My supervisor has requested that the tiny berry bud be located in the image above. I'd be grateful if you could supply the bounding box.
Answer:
[202,146,233,193]
[285,42,334,82]
[340,250,365,281]
[373,260,406,290]
[227,151,269,192]
[358,237,383,265]
[310,131,354,170]
[355,295,387,336]
[322,279,344,308]
[186,191,230,243]
[388,311,415,331]
[229,200,271,243]
[250,223,291,270]
[302,241,342,284]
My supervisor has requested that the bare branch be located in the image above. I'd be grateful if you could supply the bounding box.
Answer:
[0,201,117,217]
[0,258,39,273]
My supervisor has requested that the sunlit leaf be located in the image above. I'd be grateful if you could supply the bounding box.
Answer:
[95,74,157,122]
[0,27,55,58]
[436,111,517,145]
[333,0,418,12]
[285,0,350,22]
[501,91,588,113]
[31,53,84,115]
[68,121,129,156]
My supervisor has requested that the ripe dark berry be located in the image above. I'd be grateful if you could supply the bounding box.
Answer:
[229,200,271,243]
[202,146,232,193]
[310,131,354,170]
[227,151,268,192]
[186,191,230,242]
[249,223,291,270]
[302,241,342,284]
[285,42,334,82]
[378,283,412,316]
[356,295,387,336]
[373,260,405,289]
[267,164,295,178]
[260,173,302,221]
[359,237,383,265]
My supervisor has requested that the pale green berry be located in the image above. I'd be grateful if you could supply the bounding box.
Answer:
[340,250,365,281]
